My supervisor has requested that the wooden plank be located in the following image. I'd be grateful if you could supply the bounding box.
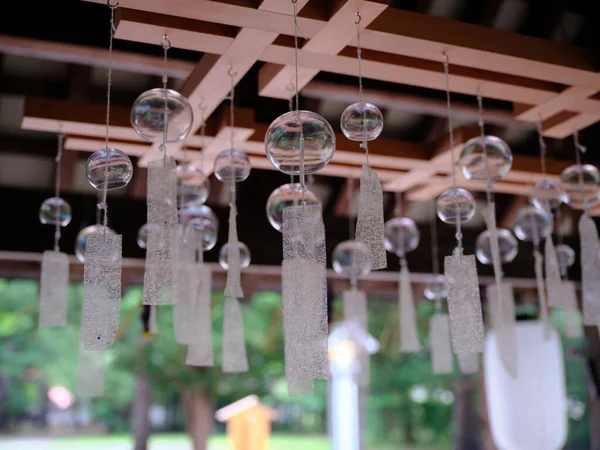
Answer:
[516,86,599,122]
[543,112,600,139]
[407,176,534,201]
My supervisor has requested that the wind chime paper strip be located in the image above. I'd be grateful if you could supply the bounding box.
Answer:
[355,164,387,270]
[429,313,453,374]
[343,289,369,385]
[186,264,214,367]
[534,251,550,340]
[149,305,159,335]
[81,235,122,350]
[282,204,328,396]
[444,251,484,354]
[578,214,600,325]
[456,352,479,374]
[481,203,503,285]
[545,237,565,308]
[561,281,583,339]
[399,262,421,353]
[224,202,244,299]
[487,282,517,378]
[173,262,198,345]
[39,250,69,327]
[222,296,248,373]
[76,343,106,398]
[143,157,179,305]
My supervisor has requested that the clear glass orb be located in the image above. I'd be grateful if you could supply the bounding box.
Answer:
[131,88,193,143]
[176,162,206,185]
[180,178,210,208]
[75,225,116,263]
[266,183,320,232]
[459,135,513,181]
[181,205,219,251]
[340,102,384,142]
[39,197,72,226]
[560,164,600,209]
[384,217,420,256]
[513,206,553,242]
[555,244,576,277]
[530,179,567,211]
[332,240,373,280]
[213,148,251,183]
[436,187,476,224]
[219,242,251,270]
[137,223,150,249]
[86,148,133,190]
[424,275,449,301]
[475,228,519,265]
[264,110,336,175]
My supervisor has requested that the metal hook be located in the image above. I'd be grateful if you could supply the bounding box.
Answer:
[355,11,361,25]
[227,66,237,78]
[442,51,449,64]
[107,0,119,9]
[286,81,295,93]
[161,34,171,50]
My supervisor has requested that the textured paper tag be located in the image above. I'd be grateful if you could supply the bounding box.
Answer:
[481,203,503,285]
[579,214,600,325]
[76,342,106,398]
[185,264,214,367]
[487,282,517,378]
[222,296,248,373]
[430,313,453,374]
[456,352,479,374]
[399,262,421,352]
[343,289,369,385]
[39,250,69,327]
[224,202,244,299]
[561,281,583,339]
[545,238,564,308]
[534,251,550,340]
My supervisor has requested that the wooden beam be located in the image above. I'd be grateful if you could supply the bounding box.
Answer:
[516,86,599,122]
[407,176,535,201]
[59,149,78,193]
[543,112,600,139]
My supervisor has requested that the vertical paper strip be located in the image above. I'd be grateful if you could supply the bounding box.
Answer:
[534,251,550,340]
[173,262,197,345]
[545,237,564,308]
[224,202,244,299]
[456,352,479,374]
[481,203,503,285]
[399,262,421,352]
[282,204,328,396]
[355,165,387,270]
[186,264,214,367]
[429,313,453,374]
[76,343,106,398]
[149,305,159,335]
[579,214,600,325]
[343,289,369,385]
[143,157,178,305]
[222,296,248,373]
[444,251,485,354]
[39,250,69,327]
[562,281,583,339]
[82,235,122,350]
[487,283,517,378]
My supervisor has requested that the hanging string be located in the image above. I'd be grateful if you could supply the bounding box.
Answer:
[347,178,355,240]
[292,0,306,204]
[228,67,237,204]
[53,134,65,251]
[430,200,440,276]
[161,35,171,167]
[442,53,462,252]
[537,116,547,181]
[574,130,588,214]
[394,191,402,217]
[476,90,494,206]
[355,12,370,166]
[287,82,295,112]
[199,103,206,175]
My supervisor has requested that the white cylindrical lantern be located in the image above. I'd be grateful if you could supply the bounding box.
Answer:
[484,321,567,450]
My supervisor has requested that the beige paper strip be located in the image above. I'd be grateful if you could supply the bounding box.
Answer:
[429,313,453,374]
[222,296,248,373]
[481,203,503,286]
[149,305,159,335]
[579,214,600,325]
[39,250,69,327]
[399,261,421,353]
[561,281,583,339]
[186,264,214,367]
[76,342,106,398]
[343,289,369,385]
[456,352,479,374]
[534,251,550,340]
[487,282,517,378]
[545,237,564,308]
[224,202,244,299]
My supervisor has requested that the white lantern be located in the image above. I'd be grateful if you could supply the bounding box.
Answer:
[484,321,567,450]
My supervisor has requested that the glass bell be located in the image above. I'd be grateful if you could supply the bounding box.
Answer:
[555,244,575,277]
[75,224,116,263]
[424,275,448,301]
[266,183,320,232]
[530,179,567,211]
[560,164,600,209]
[181,205,219,251]
[384,217,420,256]
[475,228,519,265]
[265,110,336,175]
[131,88,193,143]
[213,149,251,183]
[459,135,513,181]
[180,178,210,208]
[340,102,384,142]
[137,223,150,249]
[436,187,476,224]
[513,206,553,242]
[219,242,251,270]
[39,197,72,226]
[86,148,133,190]
[332,240,373,281]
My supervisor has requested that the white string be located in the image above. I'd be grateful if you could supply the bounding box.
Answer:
[574,131,588,213]
[161,35,170,167]
[355,12,369,166]
[347,178,355,240]
[199,106,206,175]
[537,117,547,181]
[430,200,440,276]
[476,90,494,205]
[54,134,65,251]
[228,68,237,204]
[292,0,306,205]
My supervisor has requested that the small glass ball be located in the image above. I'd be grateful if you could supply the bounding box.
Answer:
[266,183,320,232]
[436,187,476,224]
[86,148,133,190]
[75,225,116,263]
[176,162,207,185]
[213,148,251,183]
[332,240,373,280]
[560,164,600,209]
[39,197,72,226]
[424,275,449,301]
[459,135,513,181]
[513,206,553,242]
[180,205,219,251]
[265,110,336,175]
[530,179,567,211]
[180,180,211,208]
[340,102,384,142]
[131,88,193,143]
[555,244,576,277]
[219,242,251,270]
[137,223,150,249]
[384,217,420,256]
[475,228,519,265]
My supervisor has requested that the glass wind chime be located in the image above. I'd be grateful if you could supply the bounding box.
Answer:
[38,134,71,328]
[340,11,386,271]
[437,54,483,375]
[214,68,253,373]
[264,0,335,397]
[467,91,518,377]
[78,1,134,397]
[384,194,421,353]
